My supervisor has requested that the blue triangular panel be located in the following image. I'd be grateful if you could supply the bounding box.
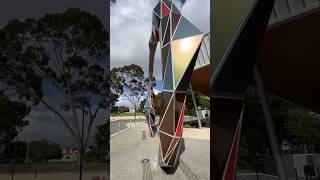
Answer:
[172,4,180,15]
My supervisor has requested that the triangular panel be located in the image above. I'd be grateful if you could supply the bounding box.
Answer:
[163,19,171,45]
[159,96,175,135]
[163,0,172,9]
[163,49,174,90]
[154,3,161,17]
[172,4,181,15]
[174,92,186,129]
[160,91,173,120]
[224,123,241,180]
[173,16,202,40]
[164,137,180,160]
[171,13,181,36]
[159,132,173,159]
[161,44,170,77]
[171,34,203,86]
[161,15,169,40]
[144,99,151,108]
[175,105,184,137]
[161,2,170,17]
[176,45,201,90]
[167,143,180,166]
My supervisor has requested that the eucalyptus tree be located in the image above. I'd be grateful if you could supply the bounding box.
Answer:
[0,8,110,151]
[111,64,146,120]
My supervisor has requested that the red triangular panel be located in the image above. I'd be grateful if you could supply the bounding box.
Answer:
[224,124,241,180]
[175,105,184,137]
[161,2,170,17]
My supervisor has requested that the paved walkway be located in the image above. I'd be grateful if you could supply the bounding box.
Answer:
[110,126,210,180]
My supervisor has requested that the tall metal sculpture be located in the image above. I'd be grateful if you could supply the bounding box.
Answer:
[147,0,203,168]
[211,0,276,179]
[144,85,157,137]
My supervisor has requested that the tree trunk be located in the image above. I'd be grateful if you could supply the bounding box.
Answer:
[79,108,85,180]
[134,105,137,120]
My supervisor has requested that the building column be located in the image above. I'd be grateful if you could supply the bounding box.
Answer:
[254,65,287,180]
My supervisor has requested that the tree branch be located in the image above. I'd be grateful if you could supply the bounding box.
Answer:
[40,98,80,143]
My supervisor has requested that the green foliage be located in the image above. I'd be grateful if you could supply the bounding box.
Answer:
[30,139,62,162]
[111,106,130,113]
[0,141,27,163]
[239,86,320,170]
[1,139,62,163]
[0,20,43,105]
[111,64,146,119]
[284,108,320,152]
[47,143,63,161]
[0,94,29,152]
[185,92,209,115]
[239,87,289,170]
[198,96,210,109]
[110,93,119,109]
[92,122,109,161]
[0,8,110,149]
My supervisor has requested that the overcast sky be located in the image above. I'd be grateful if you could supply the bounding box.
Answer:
[0,0,109,148]
[0,0,108,28]
[110,0,210,107]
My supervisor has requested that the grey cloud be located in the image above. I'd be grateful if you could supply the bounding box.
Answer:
[0,0,109,28]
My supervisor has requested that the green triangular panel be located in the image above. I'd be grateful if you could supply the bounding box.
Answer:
[154,3,160,16]
[144,99,151,108]
[163,0,172,9]
[173,16,202,40]
[163,49,173,90]
[172,4,180,15]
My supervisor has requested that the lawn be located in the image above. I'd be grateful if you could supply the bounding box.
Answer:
[0,161,109,174]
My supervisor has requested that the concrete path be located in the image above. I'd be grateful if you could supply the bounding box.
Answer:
[110,126,210,180]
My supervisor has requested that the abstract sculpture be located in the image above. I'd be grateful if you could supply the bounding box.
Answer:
[144,85,157,137]
[147,0,203,168]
